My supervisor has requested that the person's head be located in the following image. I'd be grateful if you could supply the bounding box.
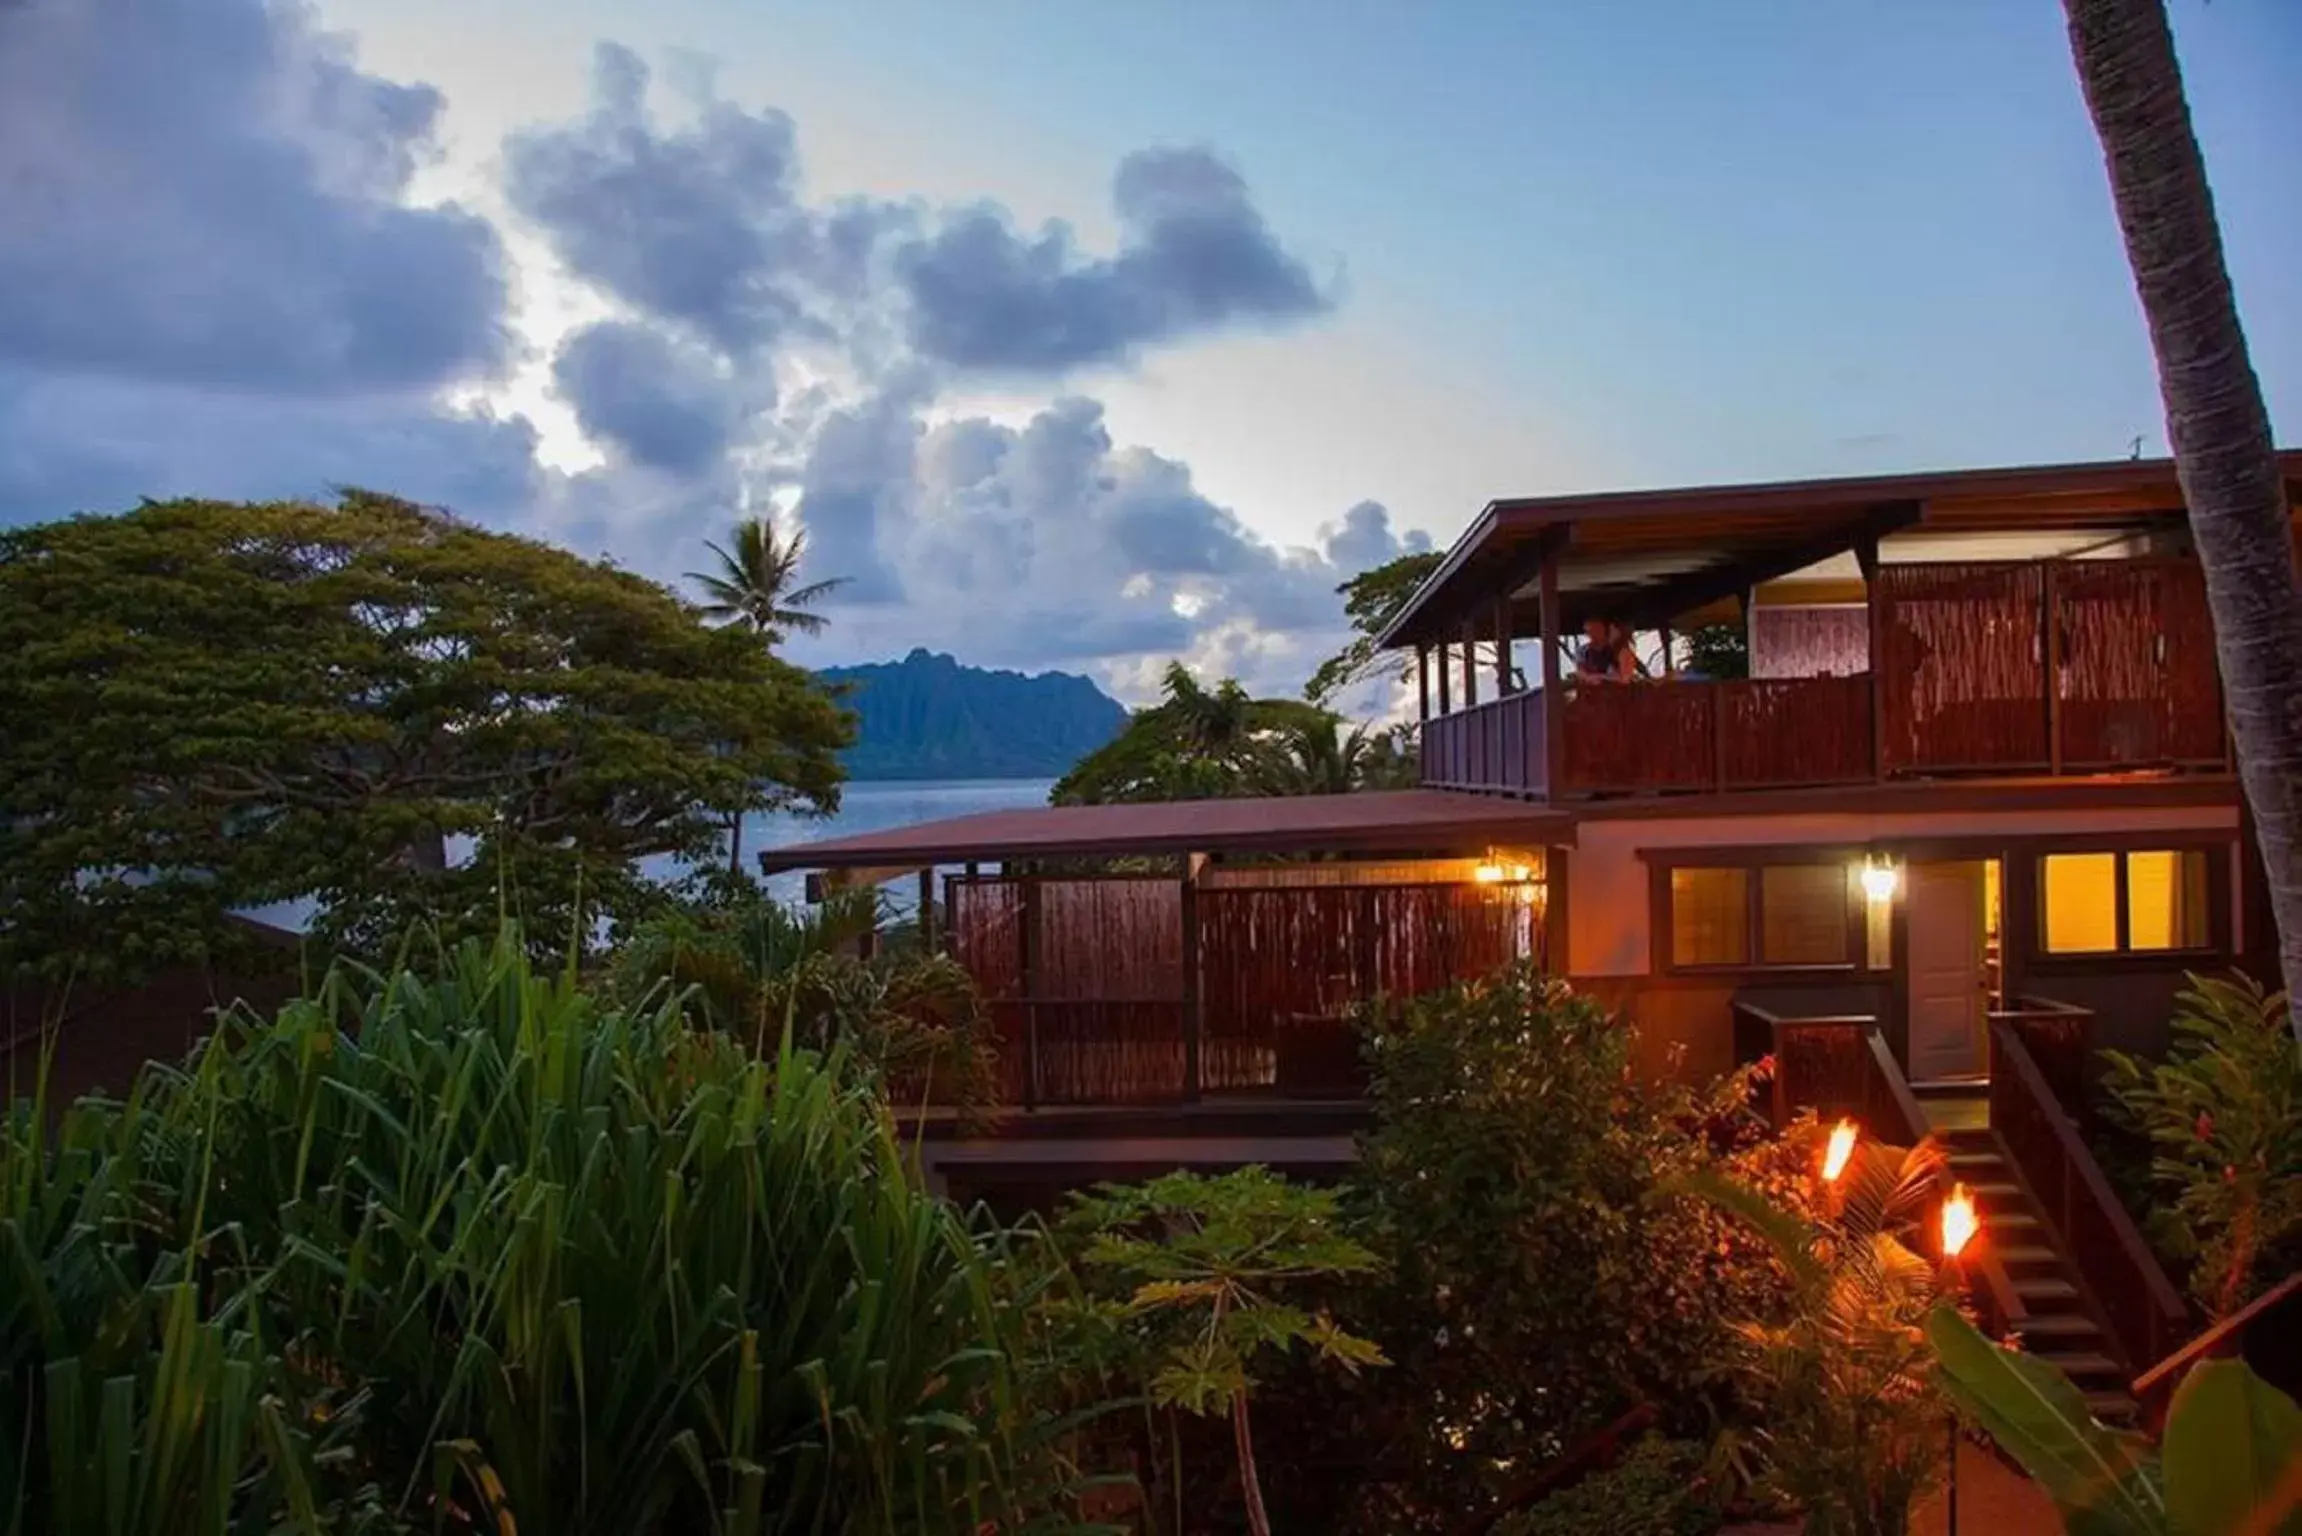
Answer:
[1583,617,1610,644]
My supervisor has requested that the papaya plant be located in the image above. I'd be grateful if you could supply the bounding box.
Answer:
[1927,1303,2302,1534]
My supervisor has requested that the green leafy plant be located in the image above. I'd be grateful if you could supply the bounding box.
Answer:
[1340,965,1788,1520]
[3,930,1086,1534]
[1492,1436,1725,1536]
[1058,1167,1386,1536]
[1303,548,1446,708]
[1928,1303,2302,1534]
[1682,1134,1956,1536]
[2100,973,2302,1315]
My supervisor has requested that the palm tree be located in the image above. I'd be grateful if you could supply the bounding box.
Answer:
[686,518,847,644]
[688,517,847,872]
[2064,0,2302,1035]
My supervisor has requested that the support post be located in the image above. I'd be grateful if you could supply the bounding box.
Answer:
[1545,845,1570,972]
[2043,560,2064,775]
[917,867,935,950]
[1462,619,1479,708]
[1416,644,1431,722]
[1493,595,1513,697]
[1857,537,1885,782]
[1659,621,1675,677]
[1539,547,1564,795]
[1181,857,1203,1102]
[1437,640,1451,715]
[1020,878,1041,1110]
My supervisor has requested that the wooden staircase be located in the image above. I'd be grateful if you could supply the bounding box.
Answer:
[1937,1116,2141,1422]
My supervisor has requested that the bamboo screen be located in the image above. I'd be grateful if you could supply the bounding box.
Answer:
[1874,562,2049,772]
[1750,606,1870,679]
[2054,560,2223,766]
[948,875,1537,1104]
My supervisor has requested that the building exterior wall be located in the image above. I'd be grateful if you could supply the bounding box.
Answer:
[1562,799,2243,1081]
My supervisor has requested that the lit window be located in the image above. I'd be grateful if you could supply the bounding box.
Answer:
[2040,849,2213,956]
[1762,865,1852,966]
[2041,853,2118,954]
[2127,849,2211,951]
[1671,867,1749,967]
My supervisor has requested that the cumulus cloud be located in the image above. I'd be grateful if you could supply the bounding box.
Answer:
[550,320,763,476]
[897,147,1332,374]
[1320,499,1432,571]
[0,0,507,393]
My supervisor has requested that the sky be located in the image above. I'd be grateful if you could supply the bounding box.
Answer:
[2,0,2296,706]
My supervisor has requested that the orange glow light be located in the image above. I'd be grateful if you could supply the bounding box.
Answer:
[1942,1183,1980,1259]
[1822,1119,1858,1183]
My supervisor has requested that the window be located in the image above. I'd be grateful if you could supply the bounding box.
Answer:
[1667,861,1860,970]
[2039,848,2213,956]
[1670,867,1748,967]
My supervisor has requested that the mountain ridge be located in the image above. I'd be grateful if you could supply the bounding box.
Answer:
[817,648,1130,781]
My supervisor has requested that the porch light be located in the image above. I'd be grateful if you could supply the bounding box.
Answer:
[1942,1183,1980,1260]
[1859,856,1900,904]
[1473,862,1506,884]
[1821,1119,1858,1183]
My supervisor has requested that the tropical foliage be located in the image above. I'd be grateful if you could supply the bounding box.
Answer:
[613,883,1000,1113]
[1492,1437,1725,1536]
[1055,1168,1386,1536]
[1685,1136,1957,1536]
[2099,973,2302,1316]
[0,495,850,982]
[686,516,848,644]
[1303,549,1445,708]
[1,933,1083,1534]
[1929,1303,2302,1535]
[1054,662,1404,805]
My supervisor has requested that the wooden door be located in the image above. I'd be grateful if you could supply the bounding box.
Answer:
[1905,860,1990,1081]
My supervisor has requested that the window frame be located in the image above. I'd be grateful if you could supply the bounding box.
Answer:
[2031,843,2224,962]
[1649,849,1873,976]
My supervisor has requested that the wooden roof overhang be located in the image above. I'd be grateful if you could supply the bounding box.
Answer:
[757,789,1575,873]
[1377,454,2302,652]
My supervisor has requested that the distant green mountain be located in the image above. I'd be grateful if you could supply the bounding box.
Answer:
[818,649,1130,781]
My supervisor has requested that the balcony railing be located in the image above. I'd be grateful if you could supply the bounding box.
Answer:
[1416,557,2227,800]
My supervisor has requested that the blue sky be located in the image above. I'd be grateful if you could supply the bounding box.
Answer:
[3,0,2295,702]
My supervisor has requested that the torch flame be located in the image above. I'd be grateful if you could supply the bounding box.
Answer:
[1822,1119,1858,1184]
[1942,1182,1980,1259]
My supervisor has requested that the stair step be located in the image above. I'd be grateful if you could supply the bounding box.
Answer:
[2035,1351,2124,1381]
[1995,1244,2063,1272]
[2014,1276,2082,1304]
[1985,1210,2041,1232]
[1947,1149,2008,1169]
[1910,1078,1991,1098]
[2014,1313,2106,1340]
[2085,1391,2141,1424]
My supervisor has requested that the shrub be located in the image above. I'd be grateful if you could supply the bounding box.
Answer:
[3,932,1082,1534]
[1330,965,1789,1525]
[2099,973,2302,1315]
[1491,1437,1723,1536]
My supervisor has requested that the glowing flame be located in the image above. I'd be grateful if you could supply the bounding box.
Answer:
[1942,1183,1980,1259]
[1822,1119,1858,1183]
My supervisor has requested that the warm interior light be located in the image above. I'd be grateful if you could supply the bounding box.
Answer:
[1510,864,1532,882]
[1859,857,1900,904]
[1473,863,1506,884]
[1821,1119,1858,1183]
[1942,1183,1980,1260]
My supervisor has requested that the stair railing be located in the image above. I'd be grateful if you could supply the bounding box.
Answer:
[2131,1269,2302,1433]
[1858,1026,2027,1336]
[1988,1018,2190,1378]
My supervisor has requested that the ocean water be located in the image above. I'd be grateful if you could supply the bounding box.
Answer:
[244,778,1056,932]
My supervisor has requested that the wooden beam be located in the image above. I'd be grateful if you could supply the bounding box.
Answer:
[1416,644,1431,722]
[1615,500,1923,632]
[1436,640,1451,714]
[1539,550,1563,795]
[1462,619,1479,708]
[1493,594,1513,696]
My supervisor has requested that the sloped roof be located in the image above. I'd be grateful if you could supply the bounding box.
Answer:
[757,789,1572,871]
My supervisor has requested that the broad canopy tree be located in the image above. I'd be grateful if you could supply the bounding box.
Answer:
[0,493,851,980]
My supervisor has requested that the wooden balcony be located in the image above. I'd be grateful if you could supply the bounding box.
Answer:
[1417,557,2229,801]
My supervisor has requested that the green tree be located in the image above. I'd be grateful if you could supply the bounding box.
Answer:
[1253,717,1419,796]
[1304,549,1444,708]
[1058,1167,1386,1536]
[1052,662,1334,805]
[2064,0,2302,1035]
[685,517,847,644]
[0,494,850,980]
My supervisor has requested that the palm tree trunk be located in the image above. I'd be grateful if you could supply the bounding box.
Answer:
[2063,0,2302,1039]
[728,808,744,876]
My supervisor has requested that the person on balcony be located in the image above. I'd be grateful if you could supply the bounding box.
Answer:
[1575,617,1639,684]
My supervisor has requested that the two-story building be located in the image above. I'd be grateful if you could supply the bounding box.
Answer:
[765,454,2299,1409]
